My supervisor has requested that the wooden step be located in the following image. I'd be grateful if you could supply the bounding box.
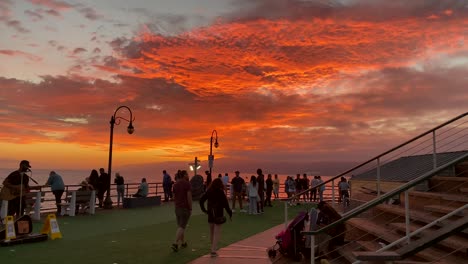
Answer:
[354,250,401,261]
[347,218,465,263]
[424,205,466,216]
[395,216,468,261]
[389,222,468,251]
[409,191,468,203]
[460,187,468,193]
[348,218,401,242]
[375,204,461,227]
[432,176,468,182]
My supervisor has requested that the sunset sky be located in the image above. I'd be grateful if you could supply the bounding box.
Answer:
[0,0,467,174]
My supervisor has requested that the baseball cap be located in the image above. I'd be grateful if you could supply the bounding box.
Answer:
[20,160,31,168]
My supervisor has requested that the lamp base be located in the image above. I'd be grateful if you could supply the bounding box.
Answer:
[103,195,113,209]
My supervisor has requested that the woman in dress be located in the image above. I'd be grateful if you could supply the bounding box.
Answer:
[199,178,233,257]
[273,174,280,199]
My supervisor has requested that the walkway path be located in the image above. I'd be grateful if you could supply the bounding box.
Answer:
[189,223,288,264]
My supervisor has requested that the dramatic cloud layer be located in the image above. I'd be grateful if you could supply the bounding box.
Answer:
[0,0,467,173]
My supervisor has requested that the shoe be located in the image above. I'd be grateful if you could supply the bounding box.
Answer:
[210,252,218,257]
[232,209,236,213]
[181,242,187,248]
[240,209,247,213]
[171,244,178,252]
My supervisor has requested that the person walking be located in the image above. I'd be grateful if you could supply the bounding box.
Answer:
[45,171,65,215]
[199,178,232,257]
[162,170,172,202]
[114,172,125,207]
[230,171,245,213]
[172,170,192,252]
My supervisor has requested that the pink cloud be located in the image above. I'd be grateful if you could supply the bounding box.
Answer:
[0,49,43,62]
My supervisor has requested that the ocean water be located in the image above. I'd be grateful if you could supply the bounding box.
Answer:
[0,168,331,186]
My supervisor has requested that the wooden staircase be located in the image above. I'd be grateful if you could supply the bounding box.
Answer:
[334,174,468,263]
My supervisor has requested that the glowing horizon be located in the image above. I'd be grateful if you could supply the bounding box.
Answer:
[0,0,467,171]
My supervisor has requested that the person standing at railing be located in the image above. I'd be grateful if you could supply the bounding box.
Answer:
[114,172,125,207]
[256,169,265,214]
[318,176,325,202]
[88,169,99,192]
[265,174,273,207]
[247,175,259,215]
[162,170,172,202]
[301,173,310,201]
[295,174,303,203]
[272,174,280,200]
[45,171,65,215]
[97,168,109,208]
[310,176,320,202]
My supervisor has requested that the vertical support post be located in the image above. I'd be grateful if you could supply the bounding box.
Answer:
[377,158,381,196]
[69,191,76,217]
[1,200,8,220]
[405,190,411,244]
[432,131,437,169]
[310,235,315,264]
[331,180,335,206]
[89,190,96,215]
[284,201,288,229]
[33,191,41,221]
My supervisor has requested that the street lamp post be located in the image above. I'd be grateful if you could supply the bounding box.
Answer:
[104,105,135,209]
[207,130,219,187]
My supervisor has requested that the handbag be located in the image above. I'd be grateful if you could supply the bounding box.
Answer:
[212,208,226,224]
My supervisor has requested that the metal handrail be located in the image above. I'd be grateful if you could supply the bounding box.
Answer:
[291,111,468,200]
[302,151,468,236]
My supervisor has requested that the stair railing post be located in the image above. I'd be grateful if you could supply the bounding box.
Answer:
[331,180,335,206]
[33,191,41,221]
[432,131,437,169]
[377,158,381,196]
[405,190,411,244]
[284,200,288,229]
[310,234,315,264]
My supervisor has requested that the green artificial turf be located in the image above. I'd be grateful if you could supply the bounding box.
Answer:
[0,201,313,264]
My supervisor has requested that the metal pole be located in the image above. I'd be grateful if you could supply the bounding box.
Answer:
[104,116,115,209]
[310,235,315,264]
[405,190,411,244]
[377,157,381,196]
[432,131,437,169]
[331,180,335,206]
[284,201,288,229]
[208,136,213,186]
